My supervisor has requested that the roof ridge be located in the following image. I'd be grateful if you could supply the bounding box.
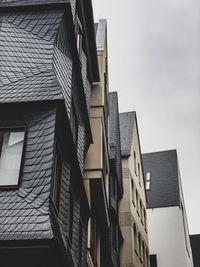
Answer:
[142,149,177,156]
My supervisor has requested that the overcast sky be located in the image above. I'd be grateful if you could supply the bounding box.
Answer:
[92,0,200,234]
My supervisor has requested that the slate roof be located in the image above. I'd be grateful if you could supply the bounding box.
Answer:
[119,112,136,157]
[0,0,70,8]
[96,19,107,52]
[0,105,56,241]
[0,8,65,103]
[109,92,123,195]
[190,235,200,267]
[142,150,180,209]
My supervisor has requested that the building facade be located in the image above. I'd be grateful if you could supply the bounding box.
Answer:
[84,19,111,267]
[0,0,99,266]
[109,92,124,267]
[142,150,194,267]
[190,234,200,267]
[119,112,150,267]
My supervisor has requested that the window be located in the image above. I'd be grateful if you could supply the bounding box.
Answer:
[142,241,145,264]
[134,151,136,175]
[144,208,147,231]
[102,138,108,183]
[146,172,151,190]
[138,232,141,259]
[138,163,141,185]
[136,190,139,214]
[51,145,62,209]
[131,179,135,206]
[140,200,143,223]
[0,127,25,188]
[133,224,137,254]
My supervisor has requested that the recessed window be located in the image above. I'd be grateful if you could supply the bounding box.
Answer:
[136,190,139,214]
[140,200,143,223]
[134,151,137,175]
[133,223,137,254]
[146,172,151,190]
[0,127,25,187]
[131,179,135,206]
[138,163,141,185]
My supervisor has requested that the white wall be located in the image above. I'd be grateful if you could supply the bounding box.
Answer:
[147,206,193,267]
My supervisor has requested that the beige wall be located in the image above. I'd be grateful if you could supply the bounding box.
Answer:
[120,119,150,267]
[83,21,109,267]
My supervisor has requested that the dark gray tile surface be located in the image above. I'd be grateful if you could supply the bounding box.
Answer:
[0,106,56,240]
[119,111,136,157]
[109,92,123,192]
[0,0,70,8]
[142,150,180,209]
[0,9,65,103]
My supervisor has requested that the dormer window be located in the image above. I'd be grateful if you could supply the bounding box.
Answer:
[0,127,26,188]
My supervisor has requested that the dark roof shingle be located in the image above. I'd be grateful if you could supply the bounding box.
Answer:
[0,105,56,241]
[109,92,123,195]
[119,112,136,157]
[0,8,64,103]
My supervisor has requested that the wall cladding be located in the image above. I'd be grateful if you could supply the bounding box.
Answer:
[0,105,56,241]
[0,9,64,103]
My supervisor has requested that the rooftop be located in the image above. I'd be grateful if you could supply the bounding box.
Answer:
[119,111,136,157]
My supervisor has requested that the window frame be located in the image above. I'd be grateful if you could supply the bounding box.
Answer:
[0,126,26,189]
[146,172,151,191]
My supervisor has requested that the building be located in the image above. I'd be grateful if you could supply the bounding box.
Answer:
[142,150,194,267]
[119,112,150,267]
[109,92,124,267]
[0,0,99,266]
[190,234,200,267]
[84,19,110,267]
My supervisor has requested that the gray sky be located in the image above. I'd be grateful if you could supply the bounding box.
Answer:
[92,0,200,234]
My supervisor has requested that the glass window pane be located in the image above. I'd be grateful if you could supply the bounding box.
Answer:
[146,172,151,181]
[146,181,150,190]
[0,130,25,186]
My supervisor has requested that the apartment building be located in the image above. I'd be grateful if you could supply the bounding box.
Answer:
[0,0,99,266]
[109,92,124,267]
[84,19,110,267]
[119,112,150,267]
[142,150,194,267]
